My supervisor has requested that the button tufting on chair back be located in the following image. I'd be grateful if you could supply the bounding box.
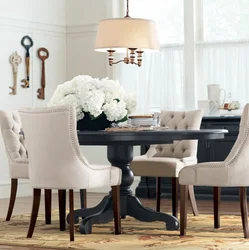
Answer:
[0,110,28,161]
[153,109,203,159]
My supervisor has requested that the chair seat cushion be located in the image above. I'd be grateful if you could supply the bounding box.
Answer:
[130,155,185,177]
[88,165,122,189]
[10,159,29,179]
[179,162,228,186]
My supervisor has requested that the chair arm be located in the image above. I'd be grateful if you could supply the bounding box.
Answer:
[146,145,157,158]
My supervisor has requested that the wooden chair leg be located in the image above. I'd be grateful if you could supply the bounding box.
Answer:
[240,187,249,238]
[180,185,188,236]
[27,189,41,238]
[213,187,221,228]
[6,179,18,221]
[44,189,52,225]
[188,185,199,216]
[172,177,178,218]
[80,189,87,209]
[58,190,66,231]
[112,185,121,234]
[69,190,74,241]
[156,177,161,212]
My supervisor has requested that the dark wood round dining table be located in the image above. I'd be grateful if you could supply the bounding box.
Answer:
[69,129,228,234]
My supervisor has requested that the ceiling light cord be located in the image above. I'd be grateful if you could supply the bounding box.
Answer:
[125,0,130,18]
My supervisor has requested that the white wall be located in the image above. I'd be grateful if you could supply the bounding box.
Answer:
[0,0,66,26]
[66,0,112,26]
[66,0,112,79]
[0,0,67,198]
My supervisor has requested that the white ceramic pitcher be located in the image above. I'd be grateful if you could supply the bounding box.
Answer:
[207,84,226,106]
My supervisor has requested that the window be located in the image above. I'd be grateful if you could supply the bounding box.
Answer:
[197,0,249,108]
[203,0,249,41]
[130,0,184,44]
[114,0,249,112]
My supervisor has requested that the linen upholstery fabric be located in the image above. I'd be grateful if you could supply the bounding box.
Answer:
[0,110,28,179]
[130,109,203,177]
[179,103,249,187]
[19,105,122,189]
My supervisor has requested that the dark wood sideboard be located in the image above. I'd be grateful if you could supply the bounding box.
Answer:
[135,116,241,200]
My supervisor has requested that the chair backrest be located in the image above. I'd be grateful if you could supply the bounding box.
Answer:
[19,105,90,189]
[152,109,203,159]
[224,104,249,185]
[0,110,27,162]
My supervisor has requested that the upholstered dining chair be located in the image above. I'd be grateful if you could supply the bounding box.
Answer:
[0,111,29,221]
[0,110,52,224]
[179,104,249,238]
[19,105,122,241]
[130,109,203,218]
[0,110,87,223]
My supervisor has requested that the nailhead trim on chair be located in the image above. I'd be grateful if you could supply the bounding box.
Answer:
[194,162,226,184]
[226,126,249,166]
[68,107,113,186]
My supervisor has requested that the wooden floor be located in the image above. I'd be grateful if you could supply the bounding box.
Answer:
[0,192,245,250]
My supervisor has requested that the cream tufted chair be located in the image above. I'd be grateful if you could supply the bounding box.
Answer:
[130,109,203,217]
[0,110,28,221]
[179,104,249,238]
[19,105,122,241]
[0,110,53,224]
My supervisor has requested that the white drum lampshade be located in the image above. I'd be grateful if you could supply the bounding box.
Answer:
[95,16,159,67]
[95,18,160,53]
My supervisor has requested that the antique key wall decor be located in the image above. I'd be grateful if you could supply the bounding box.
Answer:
[9,51,22,95]
[21,35,34,88]
[37,48,49,100]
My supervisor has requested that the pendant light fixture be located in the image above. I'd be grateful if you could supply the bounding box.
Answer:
[95,0,160,67]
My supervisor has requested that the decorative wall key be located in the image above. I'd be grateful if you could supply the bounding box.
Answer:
[9,51,22,95]
[37,48,49,100]
[21,36,34,88]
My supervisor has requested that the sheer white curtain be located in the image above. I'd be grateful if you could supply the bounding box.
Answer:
[196,0,249,110]
[196,42,249,107]
[113,46,184,113]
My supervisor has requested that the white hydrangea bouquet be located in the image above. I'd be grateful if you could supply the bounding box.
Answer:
[48,75,137,130]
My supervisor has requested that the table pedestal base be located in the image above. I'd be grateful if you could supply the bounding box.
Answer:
[67,144,179,234]
[67,194,179,234]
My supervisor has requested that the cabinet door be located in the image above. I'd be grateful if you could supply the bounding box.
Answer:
[197,141,210,163]
[209,136,236,161]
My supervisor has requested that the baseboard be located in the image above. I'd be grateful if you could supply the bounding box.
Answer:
[0,180,32,199]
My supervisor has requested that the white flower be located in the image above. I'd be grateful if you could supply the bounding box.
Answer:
[80,90,105,118]
[103,100,128,122]
[48,75,137,122]
[98,78,125,103]
[124,92,137,114]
